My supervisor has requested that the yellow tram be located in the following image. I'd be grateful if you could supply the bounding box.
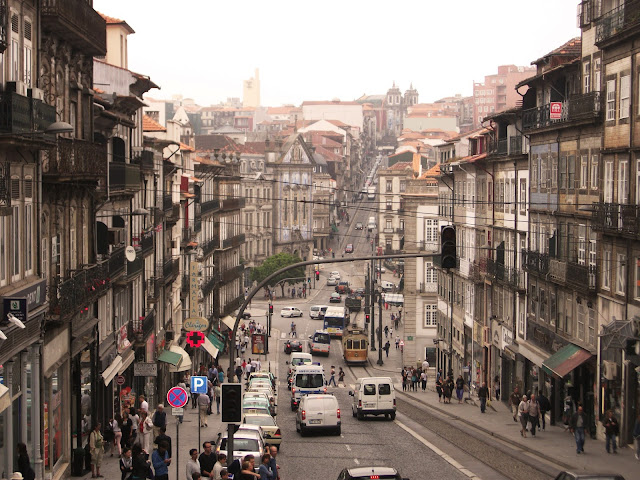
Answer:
[342,326,369,364]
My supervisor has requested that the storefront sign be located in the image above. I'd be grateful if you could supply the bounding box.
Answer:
[189,262,201,318]
[527,321,566,354]
[0,278,46,319]
[134,362,158,377]
[184,316,209,332]
[3,297,27,324]
[115,375,126,386]
[252,333,266,355]
[550,102,563,119]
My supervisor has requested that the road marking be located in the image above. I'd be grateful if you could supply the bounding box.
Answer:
[345,444,351,451]
[395,419,482,480]
[353,458,360,465]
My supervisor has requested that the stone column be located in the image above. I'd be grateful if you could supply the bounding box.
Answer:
[32,344,44,480]
[4,361,15,475]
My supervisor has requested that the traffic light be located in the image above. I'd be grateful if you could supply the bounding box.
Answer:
[221,383,242,423]
[441,225,457,269]
[365,314,370,324]
[269,304,273,315]
[307,277,311,284]
[315,270,320,281]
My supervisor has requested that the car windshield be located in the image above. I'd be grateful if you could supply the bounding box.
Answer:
[313,333,331,343]
[244,416,275,427]
[292,358,311,366]
[295,373,324,388]
[220,438,260,452]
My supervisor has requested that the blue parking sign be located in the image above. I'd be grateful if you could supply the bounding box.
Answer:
[191,376,208,394]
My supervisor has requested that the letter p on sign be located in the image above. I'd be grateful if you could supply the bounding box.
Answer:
[191,375,208,394]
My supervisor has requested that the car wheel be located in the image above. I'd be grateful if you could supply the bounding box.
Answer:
[335,426,341,435]
[296,421,300,433]
[357,410,364,420]
[390,412,396,420]
[299,425,306,437]
[352,405,357,417]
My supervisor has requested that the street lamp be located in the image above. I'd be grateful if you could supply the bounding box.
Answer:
[44,121,74,134]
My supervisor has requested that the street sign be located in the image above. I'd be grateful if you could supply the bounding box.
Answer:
[3,298,27,325]
[184,317,209,332]
[172,407,184,416]
[134,363,158,377]
[167,386,189,408]
[190,375,208,395]
[550,102,563,119]
[115,375,126,386]
[186,331,205,348]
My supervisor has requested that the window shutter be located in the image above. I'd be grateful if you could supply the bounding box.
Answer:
[11,13,18,34]
[24,176,33,198]
[23,19,31,41]
[10,176,20,199]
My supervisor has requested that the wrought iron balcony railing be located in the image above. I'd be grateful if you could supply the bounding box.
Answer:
[141,229,154,256]
[41,0,107,56]
[166,203,181,224]
[0,92,57,136]
[201,237,219,258]
[567,262,597,293]
[222,233,246,249]
[592,202,640,237]
[162,258,180,285]
[202,275,217,297]
[220,197,246,211]
[522,92,601,131]
[49,261,110,319]
[549,259,567,284]
[131,310,155,342]
[126,255,143,279]
[220,265,244,284]
[522,249,549,276]
[201,199,220,215]
[194,217,202,233]
[109,162,141,194]
[109,246,126,278]
[163,194,173,213]
[595,0,640,44]
[215,293,244,318]
[0,1,6,54]
[132,150,155,172]
[43,137,107,181]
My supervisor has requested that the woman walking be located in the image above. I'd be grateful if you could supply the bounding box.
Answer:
[112,414,123,457]
[411,369,418,392]
[442,378,452,404]
[138,411,153,453]
[16,442,35,480]
[89,422,105,478]
[120,412,133,448]
[455,375,465,404]
[518,395,530,437]
[436,376,443,402]
[420,370,428,392]
[130,444,150,480]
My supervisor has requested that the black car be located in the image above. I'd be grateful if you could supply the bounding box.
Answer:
[284,340,303,354]
[337,466,408,480]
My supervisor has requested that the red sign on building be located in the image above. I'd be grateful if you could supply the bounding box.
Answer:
[550,102,563,120]
[252,333,266,355]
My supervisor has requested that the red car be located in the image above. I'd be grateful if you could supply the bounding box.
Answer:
[345,244,354,253]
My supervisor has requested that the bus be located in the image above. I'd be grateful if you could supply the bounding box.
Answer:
[323,306,348,337]
[342,326,369,364]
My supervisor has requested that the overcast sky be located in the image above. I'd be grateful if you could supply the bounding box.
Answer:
[94,0,580,107]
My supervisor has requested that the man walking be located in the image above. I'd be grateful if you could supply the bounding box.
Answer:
[395,335,400,350]
[269,446,280,480]
[570,405,587,454]
[327,366,337,386]
[528,394,540,437]
[197,393,210,427]
[478,382,489,413]
[384,340,391,358]
[151,441,171,480]
[537,391,551,431]
[152,404,167,443]
[199,442,216,478]
[603,410,619,454]
[509,387,522,422]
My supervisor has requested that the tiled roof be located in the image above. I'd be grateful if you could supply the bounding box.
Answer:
[389,161,412,171]
[98,12,134,33]
[302,100,360,106]
[267,106,295,114]
[421,163,440,178]
[179,142,195,152]
[315,145,342,162]
[245,142,267,154]
[193,134,238,152]
[534,37,581,65]
[143,115,166,132]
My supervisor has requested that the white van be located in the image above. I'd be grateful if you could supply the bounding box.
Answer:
[290,364,326,410]
[287,352,312,376]
[309,305,329,319]
[308,330,331,356]
[367,187,376,201]
[381,281,395,292]
[349,376,396,420]
[296,394,341,436]
[367,216,376,230]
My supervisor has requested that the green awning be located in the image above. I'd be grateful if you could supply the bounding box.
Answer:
[208,333,225,351]
[158,350,182,367]
[542,343,593,379]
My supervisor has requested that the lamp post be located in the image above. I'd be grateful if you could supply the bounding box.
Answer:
[377,272,384,366]
[370,261,376,351]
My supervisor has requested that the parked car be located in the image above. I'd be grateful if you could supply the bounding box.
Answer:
[355,222,363,230]
[215,427,265,463]
[337,467,408,480]
[329,292,342,303]
[242,414,282,449]
[327,277,338,286]
[280,306,303,317]
[553,473,625,480]
[284,340,303,354]
[345,244,354,253]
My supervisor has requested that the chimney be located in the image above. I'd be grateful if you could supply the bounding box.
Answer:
[413,146,422,177]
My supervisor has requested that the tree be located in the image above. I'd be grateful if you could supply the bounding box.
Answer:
[250,252,306,297]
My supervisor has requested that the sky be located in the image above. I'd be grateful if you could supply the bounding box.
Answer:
[94,0,580,107]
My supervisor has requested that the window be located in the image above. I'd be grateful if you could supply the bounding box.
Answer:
[618,159,629,204]
[425,261,435,284]
[583,60,591,94]
[606,79,616,121]
[577,303,586,342]
[591,153,599,190]
[616,253,626,294]
[604,160,614,203]
[386,219,392,230]
[594,57,601,92]
[552,156,558,188]
[12,205,20,279]
[386,180,392,192]
[386,198,392,210]
[578,225,586,265]
[0,218,6,285]
[559,155,567,189]
[399,180,406,192]
[424,304,437,327]
[603,247,611,290]
[531,156,538,189]
[568,154,576,190]
[636,159,640,205]
[588,307,596,346]
[580,155,588,189]
[620,74,630,119]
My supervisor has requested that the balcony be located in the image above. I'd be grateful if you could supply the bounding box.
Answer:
[522,92,602,131]
[549,259,567,284]
[201,237,219,258]
[43,137,107,182]
[215,293,244,318]
[595,0,640,44]
[313,226,331,235]
[592,203,640,237]
[166,203,181,224]
[383,228,394,233]
[182,227,195,246]
[202,275,217,297]
[146,277,161,302]
[41,0,107,56]
[194,217,202,233]
[220,197,246,211]
[201,199,220,216]
[222,233,246,249]
[162,258,180,285]
[509,135,523,155]
[109,162,140,194]
[131,310,156,343]
[141,230,154,256]
[49,262,110,319]
[522,249,549,276]
[220,265,244,284]
[108,246,126,279]
[132,150,155,172]
[126,255,143,279]
[0,2,5,53]
[567,262,597,293]
[419,282,437,293]
[163,194,173,213]
[0,92,57,139]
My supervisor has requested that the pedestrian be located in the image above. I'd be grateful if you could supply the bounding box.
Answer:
[197,393,210,427]
[442,377,452,403]
[537,391,550,431]
[119,447,134,480]
[129,408,139,447]
[235,364,243,383]
[389,327,393,338]
[509,387,522,422]
[338,367,345,385]
[570,405,587,454]
[420,370,427,391]
[269,446,280,480]
[154,427,172,458]
[633,413,640,460]
[199,442,216,478]
[151,441,171,480]
[602,410,620,454]
[384,340,390,358]
[422,359,430,372]
[112,414,123,457]
[258,453,273,480]
[139,395,149,414]
[327,366,337,386]
[130,444,149,480]
[212,452,226,480]
[411,369,418,391]
[528,394,540,437]
[401,370,408,392]
[16,442,35,480]
[395,335,400,349]
[207,379,214,414]
[494,375,501,401]
[103,418,115,457]
[186,448,202,480]
[384,325,389,338]
[518,395,530,437]
[152,404,167,443]
[478,382,489,413]
[89,422,105,478]
[139,411,153,454]
[436,376,443,402]
[455,375,465,403]
[214,383,222,414]
[178,379,188,423]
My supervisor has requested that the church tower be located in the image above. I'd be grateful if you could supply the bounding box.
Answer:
[243,68,261,108]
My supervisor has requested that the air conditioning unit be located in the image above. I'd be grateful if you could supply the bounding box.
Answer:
[603,360,618,380]
[6,81,28,96]
[28,88,45,101]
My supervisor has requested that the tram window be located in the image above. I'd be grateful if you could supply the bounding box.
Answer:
[364,384,376,395]
[379,384,391,395]
[354,340,360,349]
[347,340,353,349]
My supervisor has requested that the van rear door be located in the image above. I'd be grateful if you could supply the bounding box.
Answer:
[323,397,339,426]
[377,382,394,411]
[362,382,378,410]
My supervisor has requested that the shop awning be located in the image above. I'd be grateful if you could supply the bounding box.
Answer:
[0,383,10,415]
[158,350,182,366]
[542,344,593,379]
[118,350,136,375]
[202,334,220,358]
[168,345,192,373]
[102,355,123,386]
[221,315,236,330]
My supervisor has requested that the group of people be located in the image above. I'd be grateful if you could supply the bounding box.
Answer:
[508,387,551,439]
[401,361,430,392]
[435,371,466,404]
[288,285,307,299]
[189,443,281,480]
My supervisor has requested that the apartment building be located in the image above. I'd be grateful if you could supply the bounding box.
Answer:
[377,162,414,254]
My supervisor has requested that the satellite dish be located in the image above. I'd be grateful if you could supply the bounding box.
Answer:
[125,246,136,262]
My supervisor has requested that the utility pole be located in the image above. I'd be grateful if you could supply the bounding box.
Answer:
[377,258,384,365]
[370,260,376,351]
[449,270,454,378]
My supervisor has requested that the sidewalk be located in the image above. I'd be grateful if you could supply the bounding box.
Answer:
[366,332,639,479]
